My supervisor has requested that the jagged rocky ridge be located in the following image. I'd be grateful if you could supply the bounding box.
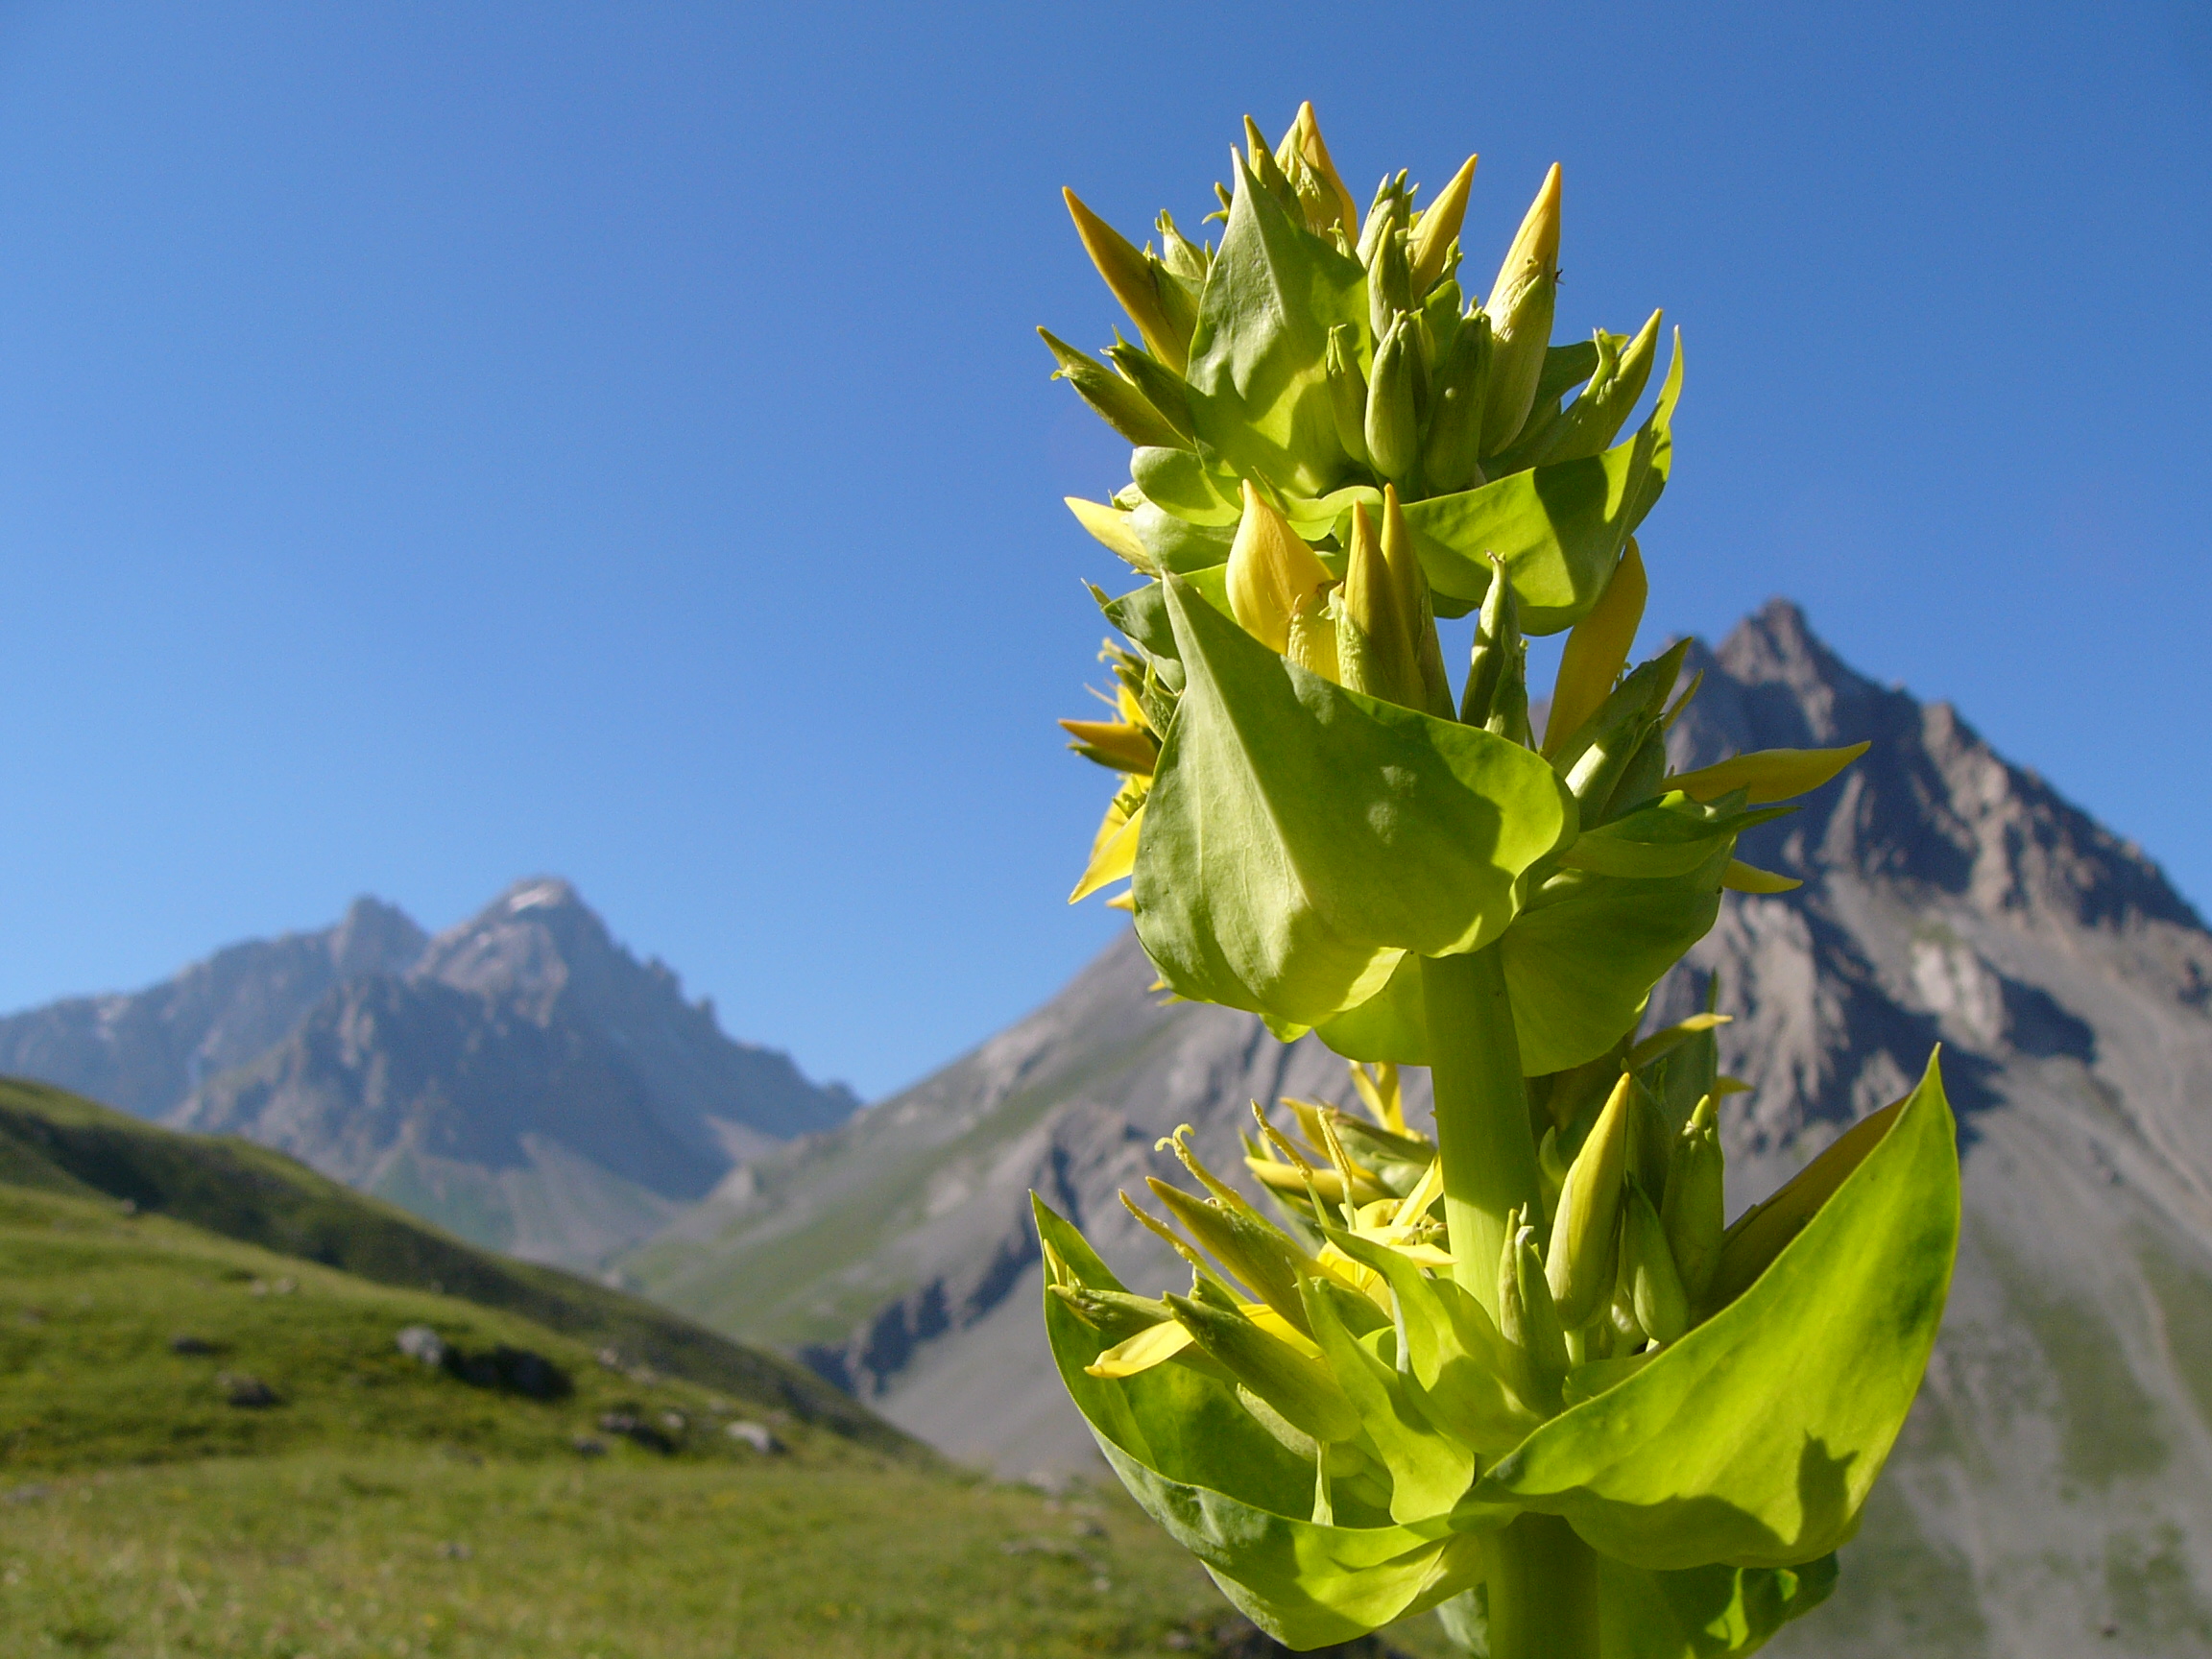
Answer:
[0,879,856,1266]
[619,602,2212,1659]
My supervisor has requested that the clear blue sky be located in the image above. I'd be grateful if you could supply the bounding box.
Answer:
[0,2,2203,1098]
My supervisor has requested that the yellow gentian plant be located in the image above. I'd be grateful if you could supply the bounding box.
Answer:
[1038,107,1960,1658]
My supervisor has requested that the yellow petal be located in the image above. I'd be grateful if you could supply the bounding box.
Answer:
[1349,1062,1407,1136]
[1544,540,1647,757]
[1063,188,1184,373]
[1723,859,1802,894]
[1390,1159,1445,1231]
[1070,797,1144,902]
[1243,1303,1325,1362]
[1665,741,1871,805]
[1409,155,1477,292]
[1058,716,1155,775]
[1065,496,1152,570]
[1390,1242,1456,1269]
[1226,482,1334,655]
[1624,1012,1732,1071]
[1085,1318,1193,1379]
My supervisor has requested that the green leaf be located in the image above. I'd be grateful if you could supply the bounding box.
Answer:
[1325,1230,1539,1455]
[1535,340,1602,408]
[1312,950,1429,1064]
[1301,1278,1475,1524]
[1101,581,1178,661]
[1101,570,1236,667]
[1433,1555,1834,1659]
[1475,1054,1960,1571]
[1129,502,1236,572]
[1184,158,1370,497]
[1312,842,1723,1074]
[1599,1555,1839,1658]
[1134,576,1574,1031]
[1499,844,1729,1076]
[1556,794,1791,879]
[1389,336,1682,634]
[1131,446,1241,525]
[1035,1196,1495,1647]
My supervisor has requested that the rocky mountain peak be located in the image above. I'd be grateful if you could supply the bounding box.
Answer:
[326,896,430,980]
[410,876,623,1021]
[1671,606,2199,937]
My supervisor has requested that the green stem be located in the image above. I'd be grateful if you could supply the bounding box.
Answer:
[1420,946,1543,1320]
[1486,1514,1600,1659]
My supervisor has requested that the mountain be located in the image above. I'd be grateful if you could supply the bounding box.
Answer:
[0,878,857,1268]
[0,897,427,1118]
[617,601,2212,1659]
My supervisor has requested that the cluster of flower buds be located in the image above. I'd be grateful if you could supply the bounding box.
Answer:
[1034,107,1960,1659]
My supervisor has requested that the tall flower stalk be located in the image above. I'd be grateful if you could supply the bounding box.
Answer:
[1037,108,1960,1658]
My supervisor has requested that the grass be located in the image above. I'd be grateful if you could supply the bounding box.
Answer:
[0,1078,1459,1656]
[0,1078,898,1452]
[0,1182,870,1474]
[0,1451,1244,1658]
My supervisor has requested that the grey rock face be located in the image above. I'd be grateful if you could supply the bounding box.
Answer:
[0,879,856,1269]
[621,600,2212,1656]
[0,898,426,1118]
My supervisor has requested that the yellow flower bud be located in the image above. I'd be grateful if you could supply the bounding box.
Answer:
[1409,155,1478,294]
[1147,1177,1312,1335]
[1546,1071,1630,1327]
[1225,482,1335,655]
[1544,540,1647,758]
[1362,314,1421,484]
[1063,187,1190,373]
[1622,1183,1689,1344]
[1275,101,1361,239]
[1479,163,1562,455]
[1497,1206,1568,1414]
[1335,493,1453,717]
[1325,324,1370,468]
[1663,1094,1726,1307]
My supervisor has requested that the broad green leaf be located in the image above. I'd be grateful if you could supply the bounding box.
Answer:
[1499,845,1729,1075]
[1135,576,1574,1031]
[1599,1555,1839,1657]
[1314,844,1724,1074]
[1132,446,1242,525]
[1101,568,1236,665]
[1035,1197,1496,1647]
[1475,1054,1960,1571]
[1130,501,1236,572]
[1387,336,1682,633]
[1102,581,1178,661]
[1433,1554,1835,1659]
[1184,158,1370,497]
[1313,950,1430,1064]
[1555,795,1792,879]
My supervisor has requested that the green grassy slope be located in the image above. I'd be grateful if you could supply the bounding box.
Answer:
[0,1076,1451,1656]
[0,1452,1263,1659]
[0,1077,900,1452]
[0,1177,884,1473]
